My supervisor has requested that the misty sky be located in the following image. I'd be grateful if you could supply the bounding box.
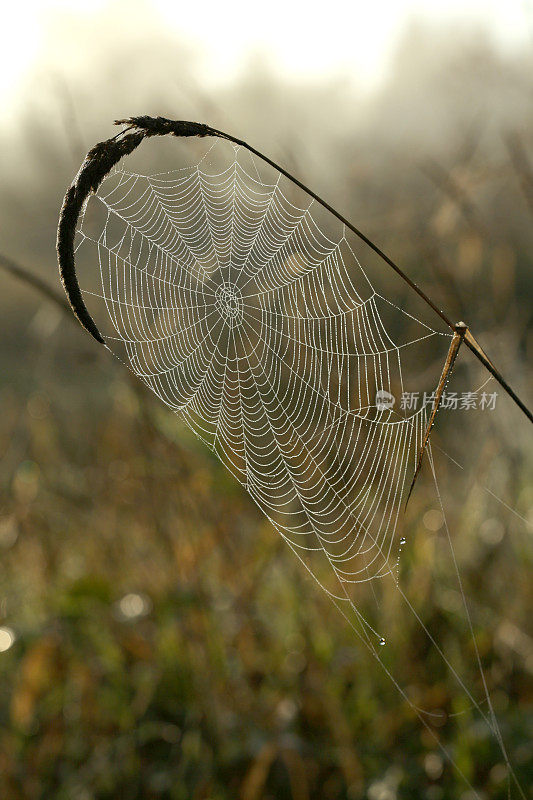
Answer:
[3,0,532,109]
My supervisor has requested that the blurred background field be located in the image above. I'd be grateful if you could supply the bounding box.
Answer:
[0,2,532,798]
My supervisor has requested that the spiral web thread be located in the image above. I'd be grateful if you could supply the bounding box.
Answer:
[72,138,526,796]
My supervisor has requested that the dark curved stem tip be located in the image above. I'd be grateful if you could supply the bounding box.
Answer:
[57,131,144,344]
[114,116,215,139]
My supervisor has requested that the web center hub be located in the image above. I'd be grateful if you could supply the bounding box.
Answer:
[215,282,243,327]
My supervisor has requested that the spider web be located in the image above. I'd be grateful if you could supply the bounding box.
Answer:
[72,137,525,796]
[74,140,450,595]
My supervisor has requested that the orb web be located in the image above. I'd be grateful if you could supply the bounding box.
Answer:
[74,139,450,599]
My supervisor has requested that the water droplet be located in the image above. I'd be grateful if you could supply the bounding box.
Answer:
[379,637,386,646]
[400,537,406,545]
